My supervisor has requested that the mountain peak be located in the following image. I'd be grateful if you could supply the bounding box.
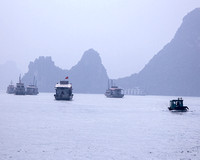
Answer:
[174,8,200,43]
[80,48,102,66]
[69,48,108,93]
[183,8,200,22]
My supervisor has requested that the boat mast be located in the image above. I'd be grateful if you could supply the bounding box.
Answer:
[19,74,21,83]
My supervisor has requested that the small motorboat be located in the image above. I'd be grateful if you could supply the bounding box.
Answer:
[168,98,189,111]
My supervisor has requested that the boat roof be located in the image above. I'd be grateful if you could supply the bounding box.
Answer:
[27,85,38,89]
[60,80,69,84]
[55,83,72,88]
[170,98,183,102]
[109,87,122,90]
[111,86,118,88]
[16,83,24,86]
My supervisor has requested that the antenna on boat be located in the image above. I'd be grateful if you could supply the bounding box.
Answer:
[19,74,21,83]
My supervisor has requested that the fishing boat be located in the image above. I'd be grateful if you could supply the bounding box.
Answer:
[15,75,25,95]
[54,77,73,100]
[168,98,189,111]
[26,77,39,95]
[26,85,39,95]
[105,80,124,98]
[6,81,15,94]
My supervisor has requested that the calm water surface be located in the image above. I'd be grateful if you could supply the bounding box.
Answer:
[0,92,200,160]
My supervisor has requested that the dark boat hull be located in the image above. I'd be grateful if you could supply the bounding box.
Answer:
[15,92,26,95]
[26,93,39,95]
[168,106,189,111]
[105,94,124,98]
[54,94,73,101]
[26,91,39,95]
[7,90,15,94]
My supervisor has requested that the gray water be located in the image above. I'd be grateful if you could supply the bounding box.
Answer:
[0,92,200,160]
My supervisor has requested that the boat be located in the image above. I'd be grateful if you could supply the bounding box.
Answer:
[6,81,15,94]
[54,77,73,100]
[26,85,39,95]
[15,75,26,95]
[26,77,39,95]
[105,80,124,98]
[168,98,189,111]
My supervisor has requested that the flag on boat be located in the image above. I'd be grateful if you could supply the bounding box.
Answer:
[65,76,68,79]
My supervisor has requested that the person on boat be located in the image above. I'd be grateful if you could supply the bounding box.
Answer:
[177,101,180,107]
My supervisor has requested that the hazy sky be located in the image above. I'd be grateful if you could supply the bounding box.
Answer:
[0,0,200,78]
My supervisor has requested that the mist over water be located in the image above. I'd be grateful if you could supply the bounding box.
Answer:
[0,93,199,159]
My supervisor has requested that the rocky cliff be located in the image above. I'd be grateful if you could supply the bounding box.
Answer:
[22,56,68,92]
[22,49,109,93]
[116,8,200,96]
[69,49,108,93]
